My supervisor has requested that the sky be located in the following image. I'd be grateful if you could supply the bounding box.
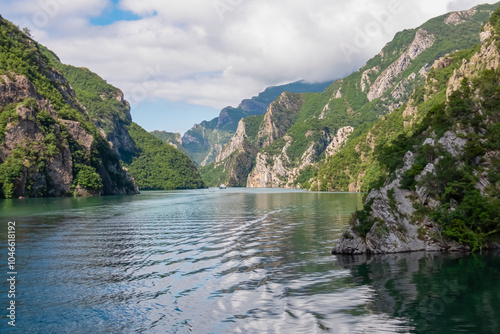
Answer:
[1,0,496,134]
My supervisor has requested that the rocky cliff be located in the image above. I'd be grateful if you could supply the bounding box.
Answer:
[366,29,435,102]
[333,17,500,254]
[38,41,205,192]
[312,3,499,192]
[0,72,138,198]
[0,19,139,198]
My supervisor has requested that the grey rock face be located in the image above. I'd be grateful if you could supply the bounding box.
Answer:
[367,29,435,101]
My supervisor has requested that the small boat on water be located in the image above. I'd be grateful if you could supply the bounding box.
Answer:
[219,184,227,189]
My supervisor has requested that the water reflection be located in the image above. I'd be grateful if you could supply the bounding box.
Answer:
[336,251,500,333]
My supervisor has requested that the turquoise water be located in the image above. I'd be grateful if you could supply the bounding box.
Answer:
[0,188,499,333]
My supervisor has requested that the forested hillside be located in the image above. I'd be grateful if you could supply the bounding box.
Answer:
[0,15,139,198]
[39,38,206,191]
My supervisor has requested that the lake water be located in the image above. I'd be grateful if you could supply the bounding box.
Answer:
[0,188,499,333]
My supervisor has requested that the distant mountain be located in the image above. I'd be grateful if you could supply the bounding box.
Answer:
[150,130,188,155]
[201,2,500,189]
[182,80,334,166]
[0,14,205,198]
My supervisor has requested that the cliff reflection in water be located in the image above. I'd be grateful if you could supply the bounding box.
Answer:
[335,251,500,333]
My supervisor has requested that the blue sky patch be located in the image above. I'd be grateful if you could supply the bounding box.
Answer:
[90,1,141,26]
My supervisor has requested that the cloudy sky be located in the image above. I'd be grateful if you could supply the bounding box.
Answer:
[2,0,496,133]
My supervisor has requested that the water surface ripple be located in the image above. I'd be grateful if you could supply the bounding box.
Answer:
[1,188,499,333]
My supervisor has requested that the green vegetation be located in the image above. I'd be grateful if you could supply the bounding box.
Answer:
[293,165,318,189]
[183,81,333,166]
[0,97,108,198]
[0,152,23,198]
[0,103,18,142]
[313,36,486,193]
[350,198,376,239]
[200,115,264,187]
[244,115,265,140]
[73,164,103,193]
[125,123,206,190]
[200,162,226,187]
[38,38,205,191]
[208,3,499,192]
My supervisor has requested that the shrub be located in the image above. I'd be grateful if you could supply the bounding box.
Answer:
[351,198,376,238]
[74,165,103,192]
[401,164,424,190]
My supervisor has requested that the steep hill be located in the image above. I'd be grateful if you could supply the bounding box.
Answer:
[333,10,500,254]
[201,3,500,189]
[127,124,205,190]
[182,80,333,166]
[0,15,138,197]
[0,15,205,197]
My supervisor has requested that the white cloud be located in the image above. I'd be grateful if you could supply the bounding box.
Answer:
[2,0,497,112]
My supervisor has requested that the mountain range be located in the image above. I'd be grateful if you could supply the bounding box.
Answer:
[197,2,499,191]
[176,80,334,167]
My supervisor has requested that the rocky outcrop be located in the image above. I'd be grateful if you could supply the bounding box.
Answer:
[445,7,477,26]
[325,126,354,157]
[183,80,332,166]
[0,74,42,105]
[211,118,260,187]
[402,103,418,129]
[105,121,137,160]
[332,152,467,254]
[391,73,416,100]
[223,141,259,187]
[361,67,379,93]
[61,120,94,154]
[216,119,247,163]
[2,103,73,198]
[367,29,435,101]
[319,102,330,120]
[447,23,500,98]
[258,92,305,148]
[247,125,351,189]
[437,131,467,157]
[247,135,293,188]
[333,19,500,253]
